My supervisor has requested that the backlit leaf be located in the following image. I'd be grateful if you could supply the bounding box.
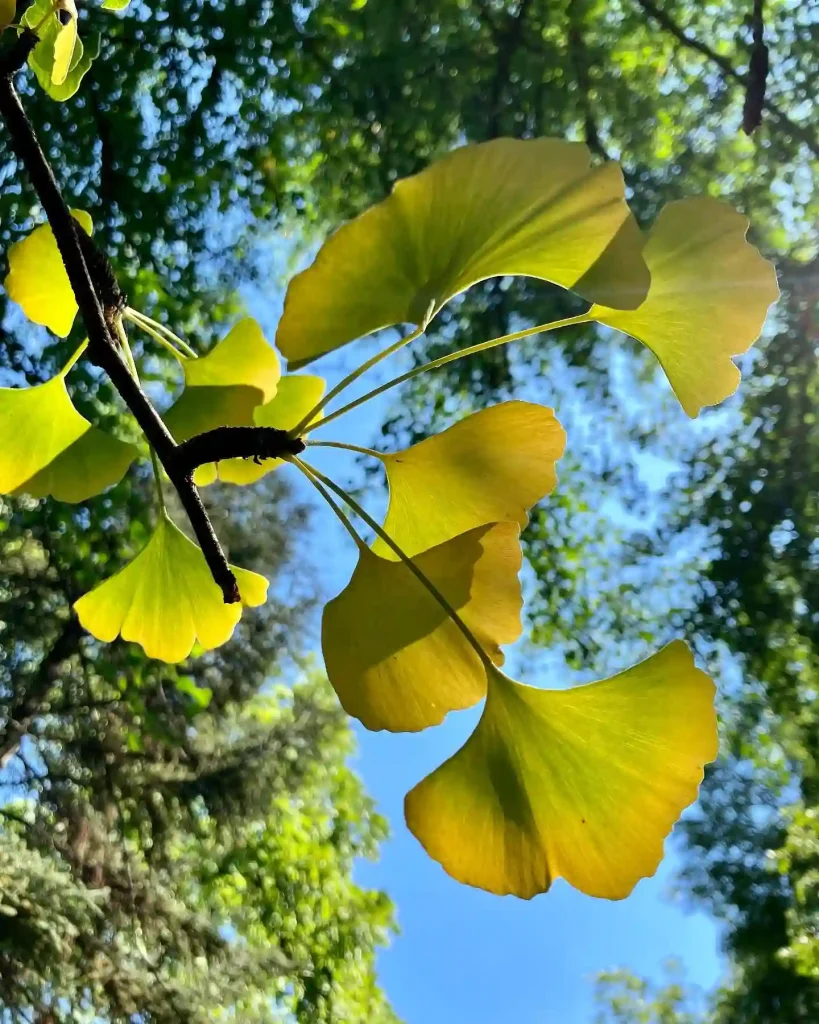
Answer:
[322,523,522,732]
[52,1,78,86]
[405,641,717,899]
[371,401,565,558]
[23,0,97,101]
[5,210,93,336]
[0,0,15,32]
[591,198,779,417]
[74,513,268,663]
[164,317,281,483]
[277,137,649,366]
[0,374,136,502]
[196,374,325,487]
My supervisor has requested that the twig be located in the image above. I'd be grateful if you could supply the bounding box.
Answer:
[0,31,305,602]
[742,0,769,135]
[633,0,818,156]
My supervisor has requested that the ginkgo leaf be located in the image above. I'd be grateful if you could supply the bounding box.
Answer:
[322,523,523,732]
[0,0,15,32]
[74,513,268,663]
[52,1,79,86]
[195,374,326,487]
[371,401,565,558]
[5,210,93,337]
[0,374,136,502]
[164,318,281,467]
[277,137,649,366]
[405,640,717,900]
[23,0,96,102]
[590,198,779,417]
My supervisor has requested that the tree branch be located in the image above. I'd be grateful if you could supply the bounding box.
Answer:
[742,0,769,135]
[633,0,818,157]
[0,31,307,603]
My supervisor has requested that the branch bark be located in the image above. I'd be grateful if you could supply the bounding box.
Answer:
[0,30,302,602]
[633,0,818,157]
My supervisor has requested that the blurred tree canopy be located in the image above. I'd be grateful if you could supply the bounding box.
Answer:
[0,0,817,1020]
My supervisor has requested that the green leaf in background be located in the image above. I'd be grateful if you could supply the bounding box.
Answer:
[5,210,93,336]
[0,374,136,502]
[277,137,650,367]
[591,198,780,417]
[195,374,325,486]
[164,318,281,470]
[322,523,522,732]
[175,676,213,710]
[101,0,131,10]
[74,513,268,663]
[371,401,566,559]
[405,641,718,899]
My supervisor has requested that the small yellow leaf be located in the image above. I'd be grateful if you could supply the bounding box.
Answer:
[52,1,78,86]
[277,137,649,367]
[0,374,135,502]
[0,0,16,32]
[198,374,326,486]
[5,210,93,337]
[74,514,268,663]
[371,401,565,558]
[405,641,717,899]
[322,523,522,732]
[591,198,779,417]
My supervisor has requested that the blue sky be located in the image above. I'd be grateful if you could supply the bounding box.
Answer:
[244,278,727,1022]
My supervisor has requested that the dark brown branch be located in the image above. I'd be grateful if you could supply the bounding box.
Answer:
[173,427,305,477]
[633,0,818,157]
[567,0,609,160]
[742,0,769,135]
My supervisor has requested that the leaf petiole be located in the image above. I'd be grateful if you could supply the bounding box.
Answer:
[305,440,381,459]
[59,337,88,376]
[293,456,495,672]
[290,323,426,437]
[286,457,364,547]
[124,307,198,360]
[304,312,592,433]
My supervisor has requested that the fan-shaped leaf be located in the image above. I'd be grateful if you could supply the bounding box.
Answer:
[23,0,97,101]
[371,401,565,558]
[0,374,136,502]
[277,137,649,367]
[591,198,779,417]
[5,210,93,336]
[322,523,522,732]
[405,641,717,899]
[74,514,268,663]
[52,1,78,86]
[0,0,16,32]
[196,374,325,486]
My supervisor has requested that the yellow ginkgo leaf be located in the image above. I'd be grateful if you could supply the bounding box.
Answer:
[5,210,93,337]
[197,374,326,487]
[590,198,779,417]
[277,137,649,367]
[74,513,268,663]
[371,401,565,558]
[0,374,136,502]
[0,0,16,32]
[405,640,717,900]
[322,522,522,732]
[52,0,78,86]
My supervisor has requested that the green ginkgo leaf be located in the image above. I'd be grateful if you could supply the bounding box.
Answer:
[405,641,717,900]
[52,1,79,86]
[196,374,326,487]
[102,0,131,9]
[74,513,268,663]
[590,198,779,417]
[371,401,565,558]
[0,374,136,502]
[5,210,93,336]
[164,318,280,459]
[322,523,523,732]
[23,0,97,101]
[277,137,650,367]
[0,0,15,32]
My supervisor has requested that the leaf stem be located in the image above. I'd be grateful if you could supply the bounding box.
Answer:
[59,338,88,376]
[124,309,188,364]
[306,312,592,433]
[125,307,198,359]
[294,457,494,672]
[290,324,425,437]
[305,440,381,459]
[287,458,364,547]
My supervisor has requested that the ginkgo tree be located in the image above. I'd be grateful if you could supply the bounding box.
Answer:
[0,6,779,902]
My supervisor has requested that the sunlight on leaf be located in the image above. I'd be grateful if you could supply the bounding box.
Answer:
[405,641,717,899]
[277,137,649,366]
[195,374,325,486]
[5,210,93,336]
[164,318,281,482]
[23,0,97,101]
[371,401,565,558]
[52,1,79,86]
[74,513,268,663]
[322,523,522,732]
[0,374,136,501]
[591,198,779,417]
